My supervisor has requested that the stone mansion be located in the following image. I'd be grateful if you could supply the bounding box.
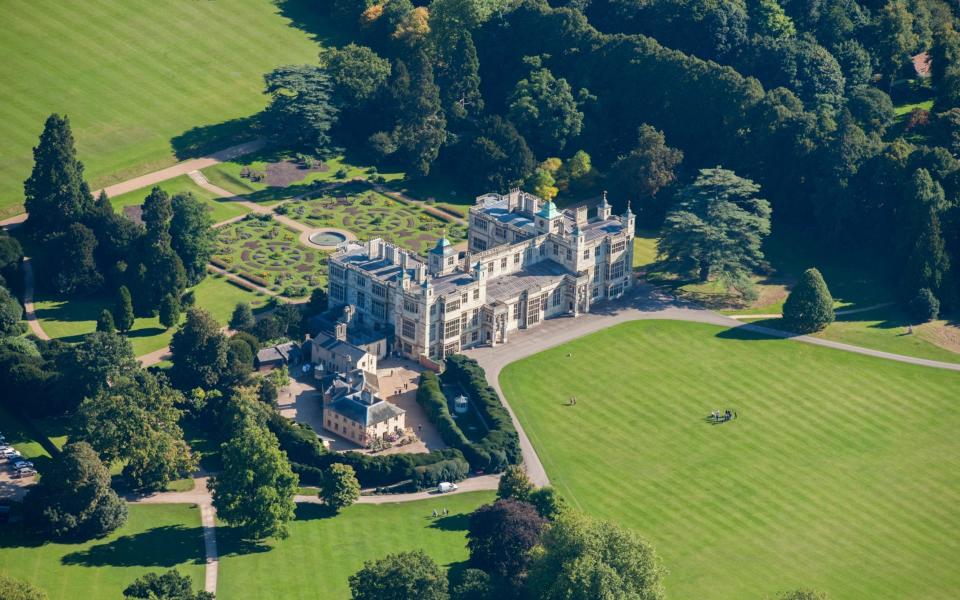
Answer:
[326,189,635,362]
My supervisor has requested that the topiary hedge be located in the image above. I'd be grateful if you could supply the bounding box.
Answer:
[413,457,470,488]
[412,355,521,473]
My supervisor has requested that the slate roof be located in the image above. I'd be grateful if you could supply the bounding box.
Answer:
[485,259,570,304]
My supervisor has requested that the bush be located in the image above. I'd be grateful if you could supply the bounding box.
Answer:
[413,457,470,489]
[335,167,349,179]
[908,288,940,322]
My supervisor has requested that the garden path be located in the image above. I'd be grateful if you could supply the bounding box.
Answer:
[19,257,48,341]
[728,301,896,320]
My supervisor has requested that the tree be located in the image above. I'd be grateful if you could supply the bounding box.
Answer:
[170,308,229,391]
[658,168,772,284]
[76,372,196,490]
[450,569,493,600]
[847,86,895,134]
[0,575,48,600]
[389,50,447,177]
[348,550,449,600]
[159,293,181,330]
[209,412,298,539]
[124,569,213,600]
[24,114,94,235]
[52,223,103,295]
[320,463,361,512]
[875,0,919,88]
[832,40,873,89]
[497,465,533,502]
[528,166,558,201]
[23,441,127,539]
[902,207,951,298]
[782,268,835,333]
[225,337,255,386]
[749,0,795,38]
[263,65,339,155]
[229,302,256,331]
[908,288,940,322]
[460,116,536,190]
[171,193,216,284]
[606,125,684,223]
[526,512,666,600]
[60,330,138,405]
[114,285,135,333]
[308,287,328,314]
[467,499,546,583]
[0,232,23,272]
[508,67,585,155]
[0,285,24,337]
[435,28,484,120]
[529,486,567,521]
[96,309,116,333]
[557,150,594,193]
[322,43,392,107]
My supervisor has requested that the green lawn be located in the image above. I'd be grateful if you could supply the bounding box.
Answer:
[34,274,268,356]
[109,175,249,224]
[500,320,960,600]
[0,405,55,465]
[632,230,659,271]
[0,504,205,600]
[201,154,404,199]
[0,0,327,219]
[217,492,494,600]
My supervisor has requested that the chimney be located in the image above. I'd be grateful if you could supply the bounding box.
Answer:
[335,321,347,341]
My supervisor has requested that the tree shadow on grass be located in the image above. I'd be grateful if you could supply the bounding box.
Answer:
[216,525,274,558]
[295,503,338,521]
[715,322,798,341]
[428,512,470,532]
[126,326,166,339]
[170,116,260,161]
[60,524,205,568]
[274,0,349,46]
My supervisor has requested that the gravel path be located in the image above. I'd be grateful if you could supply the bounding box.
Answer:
[20,257,48,340]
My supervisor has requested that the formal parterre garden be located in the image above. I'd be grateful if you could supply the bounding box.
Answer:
[212,216,326,299]
[500,319,960,600]
[281,188,466,255]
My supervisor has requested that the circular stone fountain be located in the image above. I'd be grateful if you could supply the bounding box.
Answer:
[309,230,347,246]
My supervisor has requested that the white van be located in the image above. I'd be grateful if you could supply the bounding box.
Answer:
[437,482,458,493]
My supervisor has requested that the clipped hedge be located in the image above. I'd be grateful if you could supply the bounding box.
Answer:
[412,355,521,473]
[316,447,467,488]
[413,457,470,489]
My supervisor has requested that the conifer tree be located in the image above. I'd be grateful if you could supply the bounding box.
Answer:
[159,293,181,330]
[96,309,116,333]
[114,285,135,333]
[24,114,94,235]
[783,268,835,333]
[229,302,256,331]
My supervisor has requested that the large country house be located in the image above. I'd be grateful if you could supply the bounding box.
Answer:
[326,189,635,362]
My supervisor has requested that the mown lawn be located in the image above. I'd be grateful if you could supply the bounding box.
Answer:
[500,320,960,600]
[0,504,206,600]
[34,274,268,356]
[109,175,249,224]
[0,0,326,218]
[217,492,494,600]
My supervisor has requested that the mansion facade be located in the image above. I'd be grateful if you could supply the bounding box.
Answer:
[327,189,635,362]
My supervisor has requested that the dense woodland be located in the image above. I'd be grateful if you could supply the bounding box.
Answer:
[300,0,960,312]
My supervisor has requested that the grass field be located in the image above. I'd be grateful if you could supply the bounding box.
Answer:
[0,504,205,600]
[0,0,326,218]
[500,320,960,600]
[217,491,494,600]
[109,175,249,224]
[34,274,268,356]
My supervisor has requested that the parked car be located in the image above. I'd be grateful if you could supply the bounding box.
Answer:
[437,482,458,493]
[4,450,23,461]
[13,467,36,479]
[11,460,33,471]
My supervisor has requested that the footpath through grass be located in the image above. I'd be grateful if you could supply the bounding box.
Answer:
[0,0,325,218]
[109,175,249,224]
[0,504,205,600]
[217,491,494,600]
[500,320,960,600]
